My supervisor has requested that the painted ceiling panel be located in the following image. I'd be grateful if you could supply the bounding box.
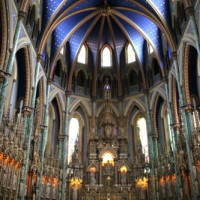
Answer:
[68,17,97,71]
[86,18,102,66]
[42,0,64,29]
[148,0,171,26]
[100,19,113,50]
[109,0,155,16]
[56,0,79,16]
[116,17,145,67]
[67,0,103,15]
[110,18,128,65]
[50,10,95,63]
[117,9,164,67]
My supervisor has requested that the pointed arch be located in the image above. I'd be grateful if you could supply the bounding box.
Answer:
[78,43,87,64]
[101,44,112,67]
[126,43,136,64]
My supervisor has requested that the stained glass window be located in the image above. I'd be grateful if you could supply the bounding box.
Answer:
[149,44,154,54]
[78,44,86,64]
[102,46,111,67]
[127,43,136,63]
[60,47,64,55]
[68,118,79,164]
[137,117,149,162]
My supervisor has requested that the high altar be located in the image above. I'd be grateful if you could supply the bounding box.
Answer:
[67,85,148,200]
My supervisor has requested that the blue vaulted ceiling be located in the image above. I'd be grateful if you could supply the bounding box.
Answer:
[42,0,172,76]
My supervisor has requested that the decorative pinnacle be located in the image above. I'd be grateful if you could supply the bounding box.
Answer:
[100,0,112,16]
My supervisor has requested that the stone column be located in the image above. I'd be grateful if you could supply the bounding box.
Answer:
[21,55,43,200]
[99,159,102,185]
[172,52,198,200]
[37,83,51,200]
[164,81,181,200]
[61,91,71,200]
[144,90,157,200]
[0,11,27,126]
[114,159,118,185]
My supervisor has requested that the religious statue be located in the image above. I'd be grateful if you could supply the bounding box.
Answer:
[121,171,127,185]
[12,171,17,190]
[90,171,96,186]
[104,124,113,139]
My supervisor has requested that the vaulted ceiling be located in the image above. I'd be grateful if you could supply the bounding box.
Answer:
[39,0,175,92]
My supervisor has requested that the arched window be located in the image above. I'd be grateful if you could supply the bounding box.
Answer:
[137,117,149,162]
[102,46,112,67]
[148,44,154,54]
[127,43,136,63]
[78,44,86,64]
[60,47,64,55]
[68,118,79,164]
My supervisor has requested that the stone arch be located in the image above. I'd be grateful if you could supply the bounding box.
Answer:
[69,99,91,117]
[182,43,199,105]
[150,88,166,110]
[76,69,87,87]
[96,102,119,118]
[87,163,99,172]
[99,144,118,159]
[124,98,145,117]
[46,95,62,155]
[118,162,130,172]
[129,109,147,159]
[76,67,88,79]
[49,89,65,112]
[69,102,89,164]
[100,71,113,81]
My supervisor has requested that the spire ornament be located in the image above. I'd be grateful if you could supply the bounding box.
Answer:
[100,0,112,16]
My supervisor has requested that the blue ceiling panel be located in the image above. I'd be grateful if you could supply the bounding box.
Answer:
[42,0,64,29]
[67,0,103,15]
[117,10,164,67]
[117,17,145,67]
[110,18,128,64]
[50,10,95,62]
[86,18,102,66]
[148,0,169,23]
[100,19,113,50]
[56,0,78,16]
[68,17,97,70]
[109,0,155,16]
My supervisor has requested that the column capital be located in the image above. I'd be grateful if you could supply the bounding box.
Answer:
[171,51,177,60]
[47,78,52,85]
[0,70,11,83]
[18,11,27,20]
[181,104,193,113]
[59,134,68,140]
[91,96,97,102]
[66,91,71,97]
[143,89,149,95]
[185,7,194,16]
[39,124,47,132]
[22,106,32,116]
[118,96,123,101]
[171,123,180,131]
[37,54,43,62]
